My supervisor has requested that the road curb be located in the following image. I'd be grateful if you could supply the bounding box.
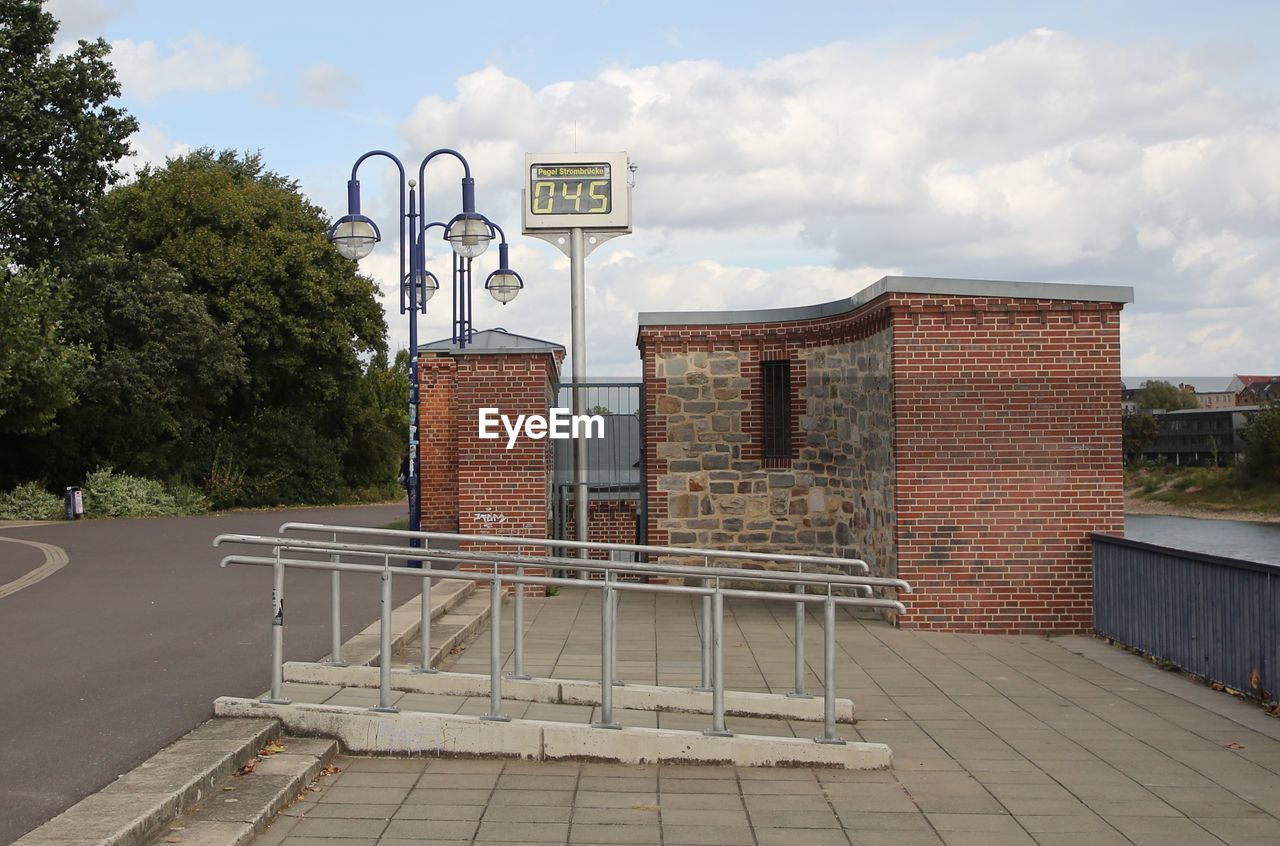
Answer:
[13,719,279,846]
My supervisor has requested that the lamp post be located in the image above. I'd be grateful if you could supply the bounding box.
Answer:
[329,148,521,548]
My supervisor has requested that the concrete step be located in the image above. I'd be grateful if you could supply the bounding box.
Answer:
[316,577,474,667]
[14,719,280,846]
[390,590,495,669]
[143,736,338,846]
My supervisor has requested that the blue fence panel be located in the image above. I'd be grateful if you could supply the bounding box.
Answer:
[1092,533,1278,699]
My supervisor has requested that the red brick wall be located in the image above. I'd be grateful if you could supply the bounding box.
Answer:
[564,498,639,556]
[419,356,458,531]
[891,297,1124,633]
[418,349,564,596]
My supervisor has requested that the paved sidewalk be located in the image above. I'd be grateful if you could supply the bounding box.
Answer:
[251,588,1280,845]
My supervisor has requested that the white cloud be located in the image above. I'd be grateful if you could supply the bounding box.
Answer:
[119,122,191,177]
[111,33,258,102]
[46,0,127,51]
[300,63,358,109]
[379,28,1280,376]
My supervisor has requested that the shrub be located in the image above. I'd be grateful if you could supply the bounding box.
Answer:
[169,482,211,515]
[82,466,179,518]
[0,482,64,521]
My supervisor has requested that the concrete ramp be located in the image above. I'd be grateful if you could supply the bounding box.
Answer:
[214,696,892,769]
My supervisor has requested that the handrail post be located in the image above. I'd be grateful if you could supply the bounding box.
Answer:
[415,538,436,674]
[415,571,436,674]
[482,570,509,721]
[610,576,622,686]
[325,531,347,667]
[815,589,845,744]
[696,555,712,691]
[592,570,621,729]
[787,582,810,698]
[507,565,530,680]
[262,548,290,704]
[370,556,399,713]
[703,579,731,737]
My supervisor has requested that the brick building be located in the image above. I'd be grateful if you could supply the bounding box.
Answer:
[637,276,1133,634]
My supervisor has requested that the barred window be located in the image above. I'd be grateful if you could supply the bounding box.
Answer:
[761,360,792,464]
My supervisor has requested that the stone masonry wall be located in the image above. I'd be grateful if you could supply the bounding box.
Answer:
[641,308,897,575]
[795,334,896,580]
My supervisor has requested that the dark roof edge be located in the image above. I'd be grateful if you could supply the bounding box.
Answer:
[637,276,1135,328]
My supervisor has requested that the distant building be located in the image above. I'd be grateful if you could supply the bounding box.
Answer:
[1141,406,1262,465]
[1122,376,1235,410]
[1237,377,1280,406]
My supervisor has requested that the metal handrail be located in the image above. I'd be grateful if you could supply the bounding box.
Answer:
[279,521,872,573]
[215,534,910,743]
[215,533,907,593]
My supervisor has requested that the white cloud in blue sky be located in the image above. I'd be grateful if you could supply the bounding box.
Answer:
[42,0,1280,377]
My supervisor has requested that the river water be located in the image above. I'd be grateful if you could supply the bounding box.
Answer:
[1124,514,1280,565]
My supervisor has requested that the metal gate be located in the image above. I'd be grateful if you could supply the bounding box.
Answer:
[552,380,645,558]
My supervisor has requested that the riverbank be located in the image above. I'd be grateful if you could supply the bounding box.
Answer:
[1124,495,1280,524]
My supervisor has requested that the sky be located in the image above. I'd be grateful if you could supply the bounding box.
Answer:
[45,0,1280,378]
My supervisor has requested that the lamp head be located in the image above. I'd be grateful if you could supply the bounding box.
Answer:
[485,242,522,304]
[445,212,492,259]
[329,179,380,260]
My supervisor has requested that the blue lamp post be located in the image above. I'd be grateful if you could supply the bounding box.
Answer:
[329,149,522,550]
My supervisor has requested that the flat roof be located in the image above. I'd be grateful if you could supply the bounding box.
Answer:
[637,275,1135,327]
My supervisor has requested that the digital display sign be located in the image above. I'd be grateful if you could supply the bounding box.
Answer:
[523,152,630,233]
[530,163,612,215]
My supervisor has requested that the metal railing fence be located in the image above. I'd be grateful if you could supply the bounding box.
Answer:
[279,521,895,700]
[1092,532,1279,699]
[214,529,910,743]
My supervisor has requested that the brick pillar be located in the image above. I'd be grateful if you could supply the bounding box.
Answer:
[419,356,458,531]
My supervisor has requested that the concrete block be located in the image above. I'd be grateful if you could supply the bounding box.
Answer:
[283,664,559,703]
[214,697,543,760]
[559,679,855,723]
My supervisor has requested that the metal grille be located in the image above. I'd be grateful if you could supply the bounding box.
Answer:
[762,360,792,465]
[552,381,645,555]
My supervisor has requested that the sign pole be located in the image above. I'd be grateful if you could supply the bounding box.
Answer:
[570,227,590,562]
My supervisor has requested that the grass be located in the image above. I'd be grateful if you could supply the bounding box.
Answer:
[1125,465,1280,514]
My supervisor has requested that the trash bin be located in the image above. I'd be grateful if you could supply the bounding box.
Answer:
[64,486,83,520]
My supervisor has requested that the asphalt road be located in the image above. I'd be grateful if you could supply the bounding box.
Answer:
[0,504,417,844]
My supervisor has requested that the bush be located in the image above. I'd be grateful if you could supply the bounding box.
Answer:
[169,482,211,515]
[0,482,64,520]
[82,466,179,518]
[1242,406,1280,483]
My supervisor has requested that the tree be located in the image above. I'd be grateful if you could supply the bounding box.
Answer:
[1135,380,1200,411]
[0,261,89,438]
[94,149,387,503]
[0,0,136,268]
[1241,406,1280,483]
[1122,410,1160,465]
[50,252,247,479]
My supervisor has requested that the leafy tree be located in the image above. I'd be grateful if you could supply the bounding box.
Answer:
[51,252,247,479]
[0,0,136,268]
[1122,410,1160,465]
[342,349,409,491]
[0,261,90,437]
[1241,406,1280,483]
[0,0,133,442]
[1135,380,1200,411]
[95,149,387,503]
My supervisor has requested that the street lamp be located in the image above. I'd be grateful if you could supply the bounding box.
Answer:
[328,148,521,549]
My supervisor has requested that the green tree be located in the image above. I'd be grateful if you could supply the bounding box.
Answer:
[0,0,134,442]
[0,261,90,437]
[0,0,136,268]
[1122,410,1160,465]
[1241,406,1280,483]
[50,252,247,479]
[95,149,386,503]
[1135,380,1200,411]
